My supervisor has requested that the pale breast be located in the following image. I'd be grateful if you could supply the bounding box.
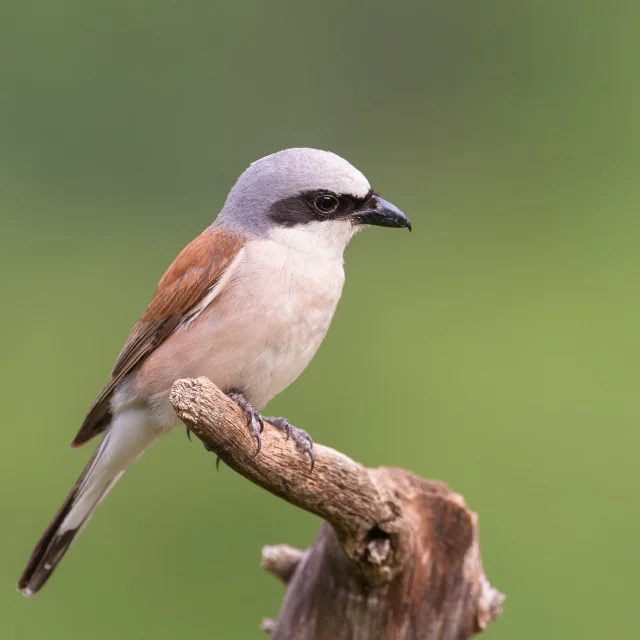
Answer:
[132,237,345,426]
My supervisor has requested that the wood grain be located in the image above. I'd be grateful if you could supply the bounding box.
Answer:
[170,377,504,639]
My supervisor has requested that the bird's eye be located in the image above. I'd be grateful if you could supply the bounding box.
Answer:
[313,194,339,214]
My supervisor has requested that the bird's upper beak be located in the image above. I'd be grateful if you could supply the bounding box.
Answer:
[352,195,412,231]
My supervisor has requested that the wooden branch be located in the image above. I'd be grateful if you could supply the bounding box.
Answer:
[261,544,305,584]
[170,377,504,639]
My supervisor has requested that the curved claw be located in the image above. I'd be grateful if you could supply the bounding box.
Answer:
[298,433,315,471]
[265,417,315,472]
[252,430,262,457]
[227,396,313,468]
[306,448,315,472]
[185,427,192,442]
[248,412,263,457]
[229,392,264,457]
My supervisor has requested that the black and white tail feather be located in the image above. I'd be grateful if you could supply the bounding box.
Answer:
[18,413,159,596]
[18,435,112,596]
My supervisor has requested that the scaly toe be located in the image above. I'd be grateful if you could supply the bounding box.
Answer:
[228,392,264,457]
[266,417,315,471]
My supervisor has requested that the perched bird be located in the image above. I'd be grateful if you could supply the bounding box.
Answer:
[18,148,411,596]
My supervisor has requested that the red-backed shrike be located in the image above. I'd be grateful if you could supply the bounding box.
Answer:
[18,148,411,596]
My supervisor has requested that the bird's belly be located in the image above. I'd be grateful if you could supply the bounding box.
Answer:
[235,304,331,406]
[131,243,344,426]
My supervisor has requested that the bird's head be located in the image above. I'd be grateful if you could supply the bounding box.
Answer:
[216,148,410,253]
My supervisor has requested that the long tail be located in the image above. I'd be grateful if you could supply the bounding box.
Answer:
[18,407,160,596]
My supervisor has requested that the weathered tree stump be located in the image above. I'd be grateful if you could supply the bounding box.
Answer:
[170,377,504,639]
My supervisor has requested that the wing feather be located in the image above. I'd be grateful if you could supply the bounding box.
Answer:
[71,227,244,447]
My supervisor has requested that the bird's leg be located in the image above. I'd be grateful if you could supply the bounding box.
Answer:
[225,393,315,470]
[264,416,315,471]
[227,392,264,457]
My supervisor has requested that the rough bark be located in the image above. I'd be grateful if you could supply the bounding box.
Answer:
[170,377,504,639]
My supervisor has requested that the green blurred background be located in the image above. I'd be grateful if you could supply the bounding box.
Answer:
[2,1,639,638]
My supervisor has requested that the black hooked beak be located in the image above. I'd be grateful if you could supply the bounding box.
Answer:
[352,195,412,231]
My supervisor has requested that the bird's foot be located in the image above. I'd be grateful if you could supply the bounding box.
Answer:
[228,392,265,457]
[222,394,315,470]
[265,416,315,471]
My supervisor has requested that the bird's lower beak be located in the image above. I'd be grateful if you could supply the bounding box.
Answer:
[352,195,412,231]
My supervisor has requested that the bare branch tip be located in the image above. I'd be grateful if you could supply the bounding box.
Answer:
[260,618,276,634]
[261,544,305,584]
[477,575,506,629]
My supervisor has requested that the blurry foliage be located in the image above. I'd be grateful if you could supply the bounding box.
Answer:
[1,1,639,638]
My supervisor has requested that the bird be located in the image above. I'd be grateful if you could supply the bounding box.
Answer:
[18,147,411,597]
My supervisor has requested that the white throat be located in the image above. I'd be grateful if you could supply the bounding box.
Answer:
[269,220,359,261]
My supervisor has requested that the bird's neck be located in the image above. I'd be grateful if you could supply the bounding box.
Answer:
[268,220,358,262]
